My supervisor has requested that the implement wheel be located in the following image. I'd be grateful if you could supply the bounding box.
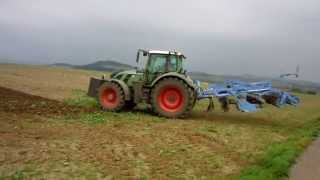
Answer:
[98,82,125,111]
[151,78,195,118]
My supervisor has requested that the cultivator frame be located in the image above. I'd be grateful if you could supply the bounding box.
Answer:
[195,80,300,112]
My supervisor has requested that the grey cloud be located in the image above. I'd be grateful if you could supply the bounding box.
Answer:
[0,0,319,82]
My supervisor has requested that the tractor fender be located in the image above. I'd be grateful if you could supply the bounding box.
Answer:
[150,72,196,89]
[110,79,131,101]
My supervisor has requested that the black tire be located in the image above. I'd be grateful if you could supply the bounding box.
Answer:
[151,77,195,118]
[98,82,125,111]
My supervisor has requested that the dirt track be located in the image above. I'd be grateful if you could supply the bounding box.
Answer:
[0,86,95,116]
[290,138,320,180]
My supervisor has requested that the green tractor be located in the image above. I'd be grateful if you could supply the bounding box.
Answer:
[88,49,197,118]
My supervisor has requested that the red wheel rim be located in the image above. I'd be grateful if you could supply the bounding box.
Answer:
[101,88,118,108]
[158,86,184,113]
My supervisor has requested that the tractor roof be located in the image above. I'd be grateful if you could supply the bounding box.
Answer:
[148,50,185,57]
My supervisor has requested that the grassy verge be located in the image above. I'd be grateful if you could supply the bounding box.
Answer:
[64,89,98,108]
[64,111,166,124]
[236,117,320,180]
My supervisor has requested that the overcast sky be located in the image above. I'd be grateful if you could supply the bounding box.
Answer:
[0,0,319,82]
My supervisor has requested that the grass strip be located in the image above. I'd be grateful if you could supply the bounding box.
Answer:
[64,89,98,108]
[236,117,320,180]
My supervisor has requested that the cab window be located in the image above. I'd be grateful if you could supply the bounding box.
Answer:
[148,54,167,73]
[169,55,185,73]
[168,55,178,72]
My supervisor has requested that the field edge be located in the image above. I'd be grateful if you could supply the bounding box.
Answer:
[235,117,320,180]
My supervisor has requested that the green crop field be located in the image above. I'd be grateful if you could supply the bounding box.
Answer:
[0,64,319,179]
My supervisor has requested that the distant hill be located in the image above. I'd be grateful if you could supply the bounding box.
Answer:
[50,61,320,93]
[50,63,74,68]
[51,60,134,72]
[78,60,134,72]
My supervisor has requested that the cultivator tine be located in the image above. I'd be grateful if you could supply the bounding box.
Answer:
[219,97,230,112]
[206,96,215,112]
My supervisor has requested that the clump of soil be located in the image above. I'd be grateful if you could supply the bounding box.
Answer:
[0,86,96,116]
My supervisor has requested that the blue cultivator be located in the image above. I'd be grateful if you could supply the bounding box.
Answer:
[195,80,300,112]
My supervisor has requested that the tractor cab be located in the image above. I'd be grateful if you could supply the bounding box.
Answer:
[136,49,186,84]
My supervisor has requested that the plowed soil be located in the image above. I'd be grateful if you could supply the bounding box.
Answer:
[0,85,240,179]
[0,86,95,116]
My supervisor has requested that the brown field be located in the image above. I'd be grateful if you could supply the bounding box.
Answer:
[0,64,103,100]
[0,63,320,179]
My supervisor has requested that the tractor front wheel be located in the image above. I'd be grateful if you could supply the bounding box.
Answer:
[151,78,195,118]
[98,82,125,111]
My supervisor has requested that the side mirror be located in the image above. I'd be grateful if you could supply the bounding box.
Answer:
[136,51,140,63]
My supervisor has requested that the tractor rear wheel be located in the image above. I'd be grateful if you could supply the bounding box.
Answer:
[151,78,195,118]
[98,82,125,111]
